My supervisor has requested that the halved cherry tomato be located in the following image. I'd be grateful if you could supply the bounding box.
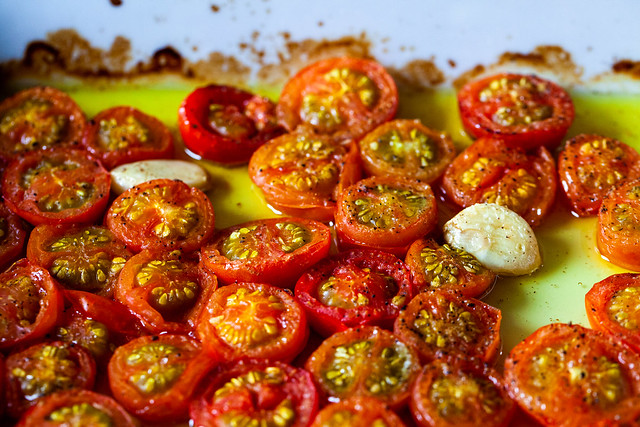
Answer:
[15,389,138,427]
[277,57,398,141]
[504,323,640,426]
[305,326,420,409]
[0,259,64,351]
[81,105,174,169]
[440,137,556,227]
[335,175,437,255]
[394,290,502,365]
[2,148,111,226]
[190,359,319,427]
[108,334,215,423]
[197,282,308,363]
[26,224,132,298]
[53,311,114,365]
[0,201,28,271]
[358,119,456,184]
[405,238,496,298]
[597,178,640,271]
[5,340,96,418]
[200,217,331,288]
[248,128,361,222]
[115,249,217,334]
[586,273,640,354]
[105,178,216,253]
[310,396,407,427]
[295,249,414,337]
[457,73,574,150]
[0,86,86,156]
[178,84,284,165]
[410,358,515,427]
[558,134,640,217]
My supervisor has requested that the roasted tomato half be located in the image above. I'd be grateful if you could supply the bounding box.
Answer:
[410,358,515,427]
[295,249,414,337]
[310,396,407,427]
[27,224,132,298]
[197,282,308,363]
[504,323,640,426]
[457,73,574,150]
[586,273,640,354]
[0,86,86,156]
[335,175,438,256]
[81,105,174,169]
[105,178,216,253]
[2,148,111,226]
[394,290,502,365]
[0,259,64,351]
[190,359,319,427]
[277,56,398,141]
[358,119,456,184]
[115,249,217,334]
[441,137,556,227]
[305,326,420,409]
[248,128,361,222]
[5,340,96,418]
[405,238,496,298]
[108,334,215,423]
[597,177,640,271]
[178,84,284,165]
[0,201,28,271]
[201,217,331,288]
[15,389,138,427]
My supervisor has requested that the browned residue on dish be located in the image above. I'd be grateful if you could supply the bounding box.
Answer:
[612,60,640,79]
[389,59,446,90]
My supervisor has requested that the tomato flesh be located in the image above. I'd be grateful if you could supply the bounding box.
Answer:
[0,202,28,271]
[310,396,407,427]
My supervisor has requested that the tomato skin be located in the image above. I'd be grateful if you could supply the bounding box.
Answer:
[310,396,407,427]
[0,202,28,271]
[2,148,111,226]
[190,359,319,427]
[277,57,398,141]
[105,178,216,253]
[458,73,574,150]
[504,323,640,426]
[295,249,415,337]
[178,84,284,165]
[82,105,174,169]
[200,217,331,289]
[197,282,308,363]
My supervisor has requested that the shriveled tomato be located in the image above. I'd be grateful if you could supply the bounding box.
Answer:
[15,389,138,427]
[457,73,574,150]
[597,177,640,271]
[200,217,331,288]
[405,238,496,298]
[81,105,174,169]
[335,175,438,255]
[248,128,361,222]
[26,224,132,298]
[504,323,640,426]
[108,334,215,423]
[0,86,86,156]
[190,359,319,427]
[105,178,215,253]
[5,340,96,418]
[295,249,414,337]
[394,290,502,364]
[0,201,28,271]
[358,119,456,184]
[0,259,64,351]
[305,326,420,409]
[586,273,640,354]
[64,290,142,338]
[197,282,308,363]
[441,137,556,227]
[277,57,398,141]
[178,84,284,165]
[310,396,407,427]
[410,358,515,427]
[53,312,113,364]
[115,249,217,334]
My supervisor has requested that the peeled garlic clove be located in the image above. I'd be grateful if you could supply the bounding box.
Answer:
[443,203,541,276]
[110,159,210,194]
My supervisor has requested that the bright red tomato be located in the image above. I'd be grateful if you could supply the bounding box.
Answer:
[63,290,142,337]
[310,396,407,427]
[0,201,28,271]
[458,73,574,150]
